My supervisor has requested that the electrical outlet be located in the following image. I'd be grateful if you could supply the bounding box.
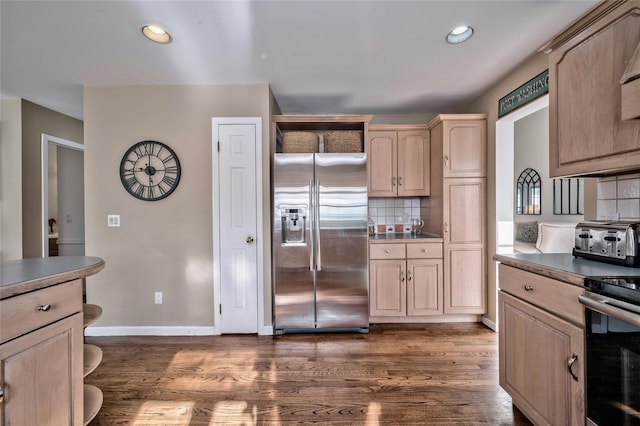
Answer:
[155,292,163,304]
[107,214,120,227]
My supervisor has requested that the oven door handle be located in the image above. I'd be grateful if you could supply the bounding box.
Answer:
[579,293,640,328]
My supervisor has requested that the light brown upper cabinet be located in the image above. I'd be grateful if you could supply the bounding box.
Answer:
[365,125,430,197]
[543,1,640,177]
[427,115,486,178]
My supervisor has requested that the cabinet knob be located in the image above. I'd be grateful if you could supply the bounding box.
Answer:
[524,285,534,292]
[0,387,4,403]
[37,304,51,312]
[385,249,390,254]
[422,249,427,253]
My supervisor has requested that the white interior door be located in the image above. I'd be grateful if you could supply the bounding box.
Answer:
[215,121,260,334]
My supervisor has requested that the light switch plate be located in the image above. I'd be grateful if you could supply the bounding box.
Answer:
[107,214,120,227]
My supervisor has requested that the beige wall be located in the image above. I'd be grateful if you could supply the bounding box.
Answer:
[84,84,274,329]
[21,100,83,258]
[371,114,436,125]
[1,98,23,260]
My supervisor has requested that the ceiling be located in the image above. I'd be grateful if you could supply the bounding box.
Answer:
[1,0,598,121]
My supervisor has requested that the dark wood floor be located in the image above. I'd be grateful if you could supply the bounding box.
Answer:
[86,323,532,425]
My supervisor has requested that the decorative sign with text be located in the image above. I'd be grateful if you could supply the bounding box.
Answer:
[498,69,549,118]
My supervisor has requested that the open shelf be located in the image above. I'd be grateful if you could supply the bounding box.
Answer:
[83,384,103,425]
[83,303,102,328]
[83,344,103,378]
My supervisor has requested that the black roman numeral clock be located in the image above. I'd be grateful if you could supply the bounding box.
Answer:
[119,140,181,201]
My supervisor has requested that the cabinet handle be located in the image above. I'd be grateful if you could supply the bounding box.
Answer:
[0,387,4,403]
[444,155,449,167]
[401,271,405,282]
[398,176,403,186]
[444,223,449,233]
[37,304,51,312]
[568,353,579,381]
[523,285,534,292]
[392,177,396,187]
[407,271,412,281]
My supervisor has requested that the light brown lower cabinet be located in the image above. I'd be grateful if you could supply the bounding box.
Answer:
[498,264,585,426]
[369,242,443,317]
[0,312,84,425]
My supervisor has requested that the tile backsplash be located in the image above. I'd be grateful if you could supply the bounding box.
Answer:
[596,173,640,220]
[368,198,422,234]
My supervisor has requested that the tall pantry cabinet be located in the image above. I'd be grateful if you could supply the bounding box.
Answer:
[425,114,487,314]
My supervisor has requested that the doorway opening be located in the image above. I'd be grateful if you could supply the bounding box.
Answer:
[495,95,549,253]
[41,134,85,257]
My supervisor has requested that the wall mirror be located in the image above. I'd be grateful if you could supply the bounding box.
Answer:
[516,168,541,215]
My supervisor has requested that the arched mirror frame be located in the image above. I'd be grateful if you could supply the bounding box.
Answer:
[516,168,541,215]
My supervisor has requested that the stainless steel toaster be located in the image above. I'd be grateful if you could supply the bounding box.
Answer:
[573,221,640,266]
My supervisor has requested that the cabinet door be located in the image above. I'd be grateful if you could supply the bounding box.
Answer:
[444,245,485,314]
[443,178,485,245]
[549,4,640,177]
[499,291,584,426]
[366,131,397,197]
[369,259,406,316]
[442,120,486,177]
[397,130,430,196]
[0,313,83,425]
[407,259,443,316]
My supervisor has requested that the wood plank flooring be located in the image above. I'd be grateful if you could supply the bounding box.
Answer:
[85,323,532,425]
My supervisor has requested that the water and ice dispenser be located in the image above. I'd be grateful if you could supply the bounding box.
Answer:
[281,207,307,245]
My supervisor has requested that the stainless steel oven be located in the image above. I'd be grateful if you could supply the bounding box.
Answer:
[580,277,640,426]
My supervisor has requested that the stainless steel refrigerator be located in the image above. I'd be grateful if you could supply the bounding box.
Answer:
[272,153,368,333]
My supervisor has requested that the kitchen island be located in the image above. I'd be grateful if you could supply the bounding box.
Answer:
[0,256,105,425]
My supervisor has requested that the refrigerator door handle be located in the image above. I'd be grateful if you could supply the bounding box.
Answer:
[309,179,314,271]
[315,179,322,271]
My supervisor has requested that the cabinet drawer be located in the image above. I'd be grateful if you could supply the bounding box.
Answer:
[370,243,406,259]
[498,264,583,326]
[0,279,82,344]
[406,243,443,259]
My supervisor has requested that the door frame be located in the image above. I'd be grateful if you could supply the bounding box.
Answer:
[40,133,84,257]
[493,94,548,329]
[211,117,265,335]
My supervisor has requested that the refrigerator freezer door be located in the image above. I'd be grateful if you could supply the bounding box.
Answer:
[315,153,369,329]
[273,154,315,329]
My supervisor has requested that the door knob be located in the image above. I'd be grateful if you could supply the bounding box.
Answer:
[246,236,254,244]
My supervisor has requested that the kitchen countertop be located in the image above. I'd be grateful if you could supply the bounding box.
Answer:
[0,256,105,299]
[369,233,443,243]
[494,253,640,287]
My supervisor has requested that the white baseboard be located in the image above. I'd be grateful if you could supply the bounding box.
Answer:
[481,316,497,332]
[85,326,217,336]
[261,325,274,336]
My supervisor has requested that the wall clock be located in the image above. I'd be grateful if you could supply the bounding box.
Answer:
[119,140,181,201]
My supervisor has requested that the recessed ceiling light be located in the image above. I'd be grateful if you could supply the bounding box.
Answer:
[447,26,473,44]
[141,25,172,44]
